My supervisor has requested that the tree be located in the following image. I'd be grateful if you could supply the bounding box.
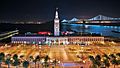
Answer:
[52,59,59,67]
[103,59,110,68]
[95,55,101,68]
[12,54,20,68]
[44,55,49,63]
[0,52,5,60]
[89,55,97,68]
[89,55,101,68]
[44,55,49,67]
[89,55,96,64]
[95,60,101,68]
[0,52,5,67]
[13,54,18,60]
[89,55,95,61]
[29,56,34,68]
[0,56,2,68]
[103,54,110,59]
[109,54,116,59]
[23,60,29,68]
[111,58,117,68]
[5,57,11,68]
[35,55,41,68]
[117,60,120,66]
[91,64,97,68]
[95,55,101,61]
[29,56,34,61]
[13,59,20,68]
[5,54,12,68]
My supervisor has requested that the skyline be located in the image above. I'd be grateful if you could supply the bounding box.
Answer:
[0,0,120,21]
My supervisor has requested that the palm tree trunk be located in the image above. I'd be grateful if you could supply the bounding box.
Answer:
[30,63,31,68]
[38,62,39,68]
[0,62,1,68]
[16,66,18,68]
[35,62,36,68]
[8,64,10,68]
[114,65,115,68]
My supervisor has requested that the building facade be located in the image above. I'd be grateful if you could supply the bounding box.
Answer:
[11,36,46,44]
[11,36,104,45]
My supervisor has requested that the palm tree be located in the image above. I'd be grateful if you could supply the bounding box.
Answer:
[117,60,120,67]
[96,60,101,67]
[89,55,96,65]
[0,56,2,68]
[13,54,18,60]
[0,52,5,67]
[35,55,41,68]
[95,55,101,61]
[44,55,49,62]
[52,59,58,67]
[44,55,49,68]
[88,55,97,68]
[13,59,20,68]
[19,55,24,67]
[5,58,11,68]
[89,55,95,61]
[33,59,36,68]
[29,56,34,68]
[111,58,117,68]
[89,55,101,68]
[91,64,97,68]
[103,59,110,68]
[5,54,11,68]
[103,54,110,59]
[12,54,20,68]
[109,54,117,68]
[109,54,116,59]
[94,55,101,68]
[23,60,29,68]
[29,56,34,62]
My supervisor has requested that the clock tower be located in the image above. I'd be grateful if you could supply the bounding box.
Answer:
[54,8,60,36]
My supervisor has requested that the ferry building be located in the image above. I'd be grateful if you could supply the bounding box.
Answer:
[11,8,104,45]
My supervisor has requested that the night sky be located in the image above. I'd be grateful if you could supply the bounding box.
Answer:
[0,0,120,21]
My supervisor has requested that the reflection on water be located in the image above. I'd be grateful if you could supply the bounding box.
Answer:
[62,24,120,38]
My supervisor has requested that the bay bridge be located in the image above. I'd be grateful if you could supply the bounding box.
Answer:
[62,15,120,23]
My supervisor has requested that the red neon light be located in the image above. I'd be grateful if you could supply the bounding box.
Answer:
[38,31,51,35]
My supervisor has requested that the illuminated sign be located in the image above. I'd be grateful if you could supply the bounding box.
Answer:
[38,31,51,35]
